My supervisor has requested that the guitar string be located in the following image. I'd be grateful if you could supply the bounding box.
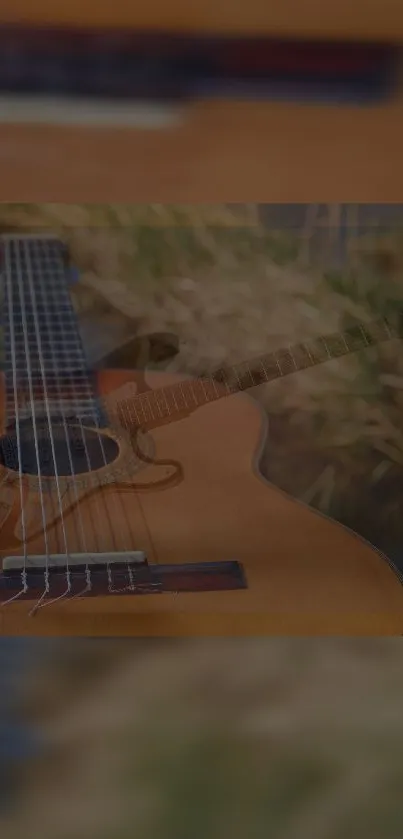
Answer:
[41,237,144,600]
[0,238,378,612]
[44,241,112,599]
[1,237,68,607]
[1,237,54,609]
[97,380,163,577]
[50,263,137,597]
[3,237,76,612]
[17,237,109,608]
[25,236,112,609]
[6,243,392,607]
[0,238,29,605]
[68,257,170,585]
[54,248,143,593]
[72,362,162,591]
[29,238,95,607]
[1,236,154,607]
[21,237,76,615]
[87,312,397,599]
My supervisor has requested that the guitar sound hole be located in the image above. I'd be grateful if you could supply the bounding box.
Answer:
[0,417,120,477]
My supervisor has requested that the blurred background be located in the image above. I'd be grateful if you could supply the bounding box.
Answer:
[0,4,403,200]
[2,638,403,839]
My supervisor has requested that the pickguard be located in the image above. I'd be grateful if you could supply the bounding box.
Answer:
[0,425,180,556]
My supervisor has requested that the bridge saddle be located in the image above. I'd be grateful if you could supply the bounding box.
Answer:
[2,552,147,572]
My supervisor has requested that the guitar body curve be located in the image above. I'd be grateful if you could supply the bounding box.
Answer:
[0,367,402,636]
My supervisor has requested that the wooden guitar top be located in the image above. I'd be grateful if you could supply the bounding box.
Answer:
[0,368,402,637]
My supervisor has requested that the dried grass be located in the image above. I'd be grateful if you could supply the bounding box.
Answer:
[7,639,403,839]
[1,203,403,555]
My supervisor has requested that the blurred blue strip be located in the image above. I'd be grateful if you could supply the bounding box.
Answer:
[0,640,50,767]
[195,77,393,104]
[0,28,397,105]
[68,266,80,285]
[0,723,43,762]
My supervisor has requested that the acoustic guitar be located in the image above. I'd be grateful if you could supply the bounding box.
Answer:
[0,232,402,636]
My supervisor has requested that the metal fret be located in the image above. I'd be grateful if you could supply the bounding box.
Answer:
[1,234,100,426]
[213,367,238,393]
[288,342,315,370]
[181,381,195,410]
[138,392,155,422]
[248,364,267,386]
[305,336,333,364]
[343,324,369,352]
[275,348,298,376]
[116,312,400,434]
[171,383,187,411]
[230,361,267,390]
[359,324,371,346]
[259,354,282,381]
[234,362,255,389]
[320,332,349,359]
[8,355,87,364]
[199,378,219,403]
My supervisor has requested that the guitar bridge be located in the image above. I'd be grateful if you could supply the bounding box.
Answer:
[2,552,147,572]
[1,554,247,598]
[2,552,161,594]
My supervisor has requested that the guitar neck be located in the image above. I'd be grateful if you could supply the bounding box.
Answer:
[117,314,400,429]
[0,233,103,429]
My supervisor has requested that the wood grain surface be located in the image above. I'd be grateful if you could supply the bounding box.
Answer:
[1,2,402,202]
[3,0,403,41]
[1,95,403,203]
[1,368,402,636]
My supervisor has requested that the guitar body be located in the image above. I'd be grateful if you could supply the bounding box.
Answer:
[1,366,402,636]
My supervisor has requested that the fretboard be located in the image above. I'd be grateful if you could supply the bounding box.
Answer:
[117,315,400,429]
[0,233,101,429]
